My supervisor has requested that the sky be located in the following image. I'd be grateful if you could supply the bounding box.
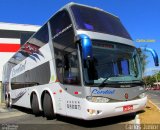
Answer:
[0,0,160,75]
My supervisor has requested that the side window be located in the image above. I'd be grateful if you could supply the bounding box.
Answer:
[63,46,81,85]
[33,24,49,45]
[49,10,80,85]
[50,10,72,38]
[17,24,49,62]
[11,62,51,90]
[54,48,63,83]
[49,10,74,49]
[55,45,81,85]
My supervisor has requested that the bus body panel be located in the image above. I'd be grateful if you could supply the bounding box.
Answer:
[82,97,147,120]
[76,30,134,47]
[9,80,147,120]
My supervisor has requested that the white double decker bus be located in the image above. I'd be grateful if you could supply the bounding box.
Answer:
[3,3,159,120]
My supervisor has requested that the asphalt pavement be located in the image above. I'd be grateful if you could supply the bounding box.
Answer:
[0,105,135,130]
[146,90,160,109]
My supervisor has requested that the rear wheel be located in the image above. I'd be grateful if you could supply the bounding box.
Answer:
[6,94,12,108]
[43,93,55,119]
[31,94,40,116]
[8,97,12,108]
[5,94,9,108]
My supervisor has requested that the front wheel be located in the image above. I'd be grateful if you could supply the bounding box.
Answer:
[43,93,55,119]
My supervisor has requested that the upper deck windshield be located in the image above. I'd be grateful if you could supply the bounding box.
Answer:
[71,5,132,40]
[83,40,142,86]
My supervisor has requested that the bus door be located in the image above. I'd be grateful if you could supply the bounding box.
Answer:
[62,46,82,116]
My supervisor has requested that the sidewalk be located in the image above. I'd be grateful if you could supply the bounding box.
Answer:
[0,103,8,112]
[0,103,26,119]
[139,99,160,124]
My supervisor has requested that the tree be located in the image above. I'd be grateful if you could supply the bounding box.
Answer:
[156,71,160,81]
[143,71,160,87]
[143,75,156,86]
[138,48,149,85]
[139,51,149,75]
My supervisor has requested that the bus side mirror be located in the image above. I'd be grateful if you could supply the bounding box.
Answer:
[139,47,159,66]
[76,34,93,60]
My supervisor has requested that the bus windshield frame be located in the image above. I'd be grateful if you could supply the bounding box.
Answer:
[81,40,143,87]
[71,4,132,40]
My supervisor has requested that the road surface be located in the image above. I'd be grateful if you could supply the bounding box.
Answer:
[0,106,135,130]
[147,90,160,109]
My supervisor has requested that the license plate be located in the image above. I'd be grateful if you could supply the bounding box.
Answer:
[123,105,133,112]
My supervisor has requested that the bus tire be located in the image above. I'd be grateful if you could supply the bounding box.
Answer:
[6,95,12,108]
[5,94,9,108]
[8,97,12,108]
[43,93,55,120]
[31,94,40,116]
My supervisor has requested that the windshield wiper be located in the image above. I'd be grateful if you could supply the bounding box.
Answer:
[98,74,115,87]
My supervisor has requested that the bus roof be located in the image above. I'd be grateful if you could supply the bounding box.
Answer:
[66,2,119,18]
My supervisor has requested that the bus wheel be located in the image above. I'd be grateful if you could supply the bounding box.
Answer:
[6,95,12,108]
[31,94,40,116]
[8,97,12,108]
[43,93,55,119]
[5,94,9,108]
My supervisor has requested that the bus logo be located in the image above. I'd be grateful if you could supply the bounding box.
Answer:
[92,89,115,95]
[125,93,128,99]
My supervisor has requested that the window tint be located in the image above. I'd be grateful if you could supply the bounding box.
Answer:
[11,62,50,90]
[55,45,81,85]
[32,24,49,44]
[63,46,81,85]
[50,10,74,49]
[71,5,132,40]
[10,24,49,65]
[50,10,80,85]
[55,48,63,83]
[50,10,72,38]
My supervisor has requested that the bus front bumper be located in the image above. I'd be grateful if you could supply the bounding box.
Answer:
[83,96,147,120]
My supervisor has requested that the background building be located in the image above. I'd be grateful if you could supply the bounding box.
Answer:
[0,22,40,103]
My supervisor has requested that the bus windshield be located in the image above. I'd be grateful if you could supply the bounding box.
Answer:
[71,5,132,40]
[82,40,142,86]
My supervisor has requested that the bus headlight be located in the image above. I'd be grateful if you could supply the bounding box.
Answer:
[139,93,146,98]
[86,96,110,103]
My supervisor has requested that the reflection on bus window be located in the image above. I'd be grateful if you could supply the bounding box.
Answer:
[55,47,81,85]
[63,50,80,85]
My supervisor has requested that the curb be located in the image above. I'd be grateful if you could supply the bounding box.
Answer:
[133,99,160,127]
[133,114,141,130]
[0,106,27,119]
[0,108,8,113]
[0,103,6,108]
[0,111,26,119]
[135,115,140,124]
